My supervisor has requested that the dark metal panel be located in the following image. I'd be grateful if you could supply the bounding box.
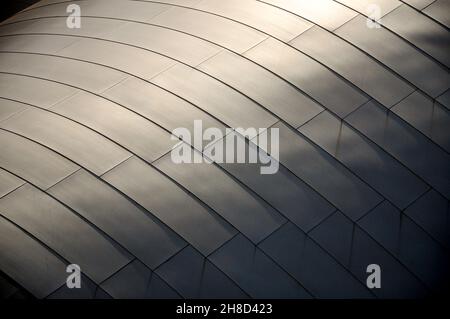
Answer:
[310,211,428,298]
[48,169,186,269]
[0,216,67,298]
[423,0,450,28]
[155,246,248,298]
[154,150,286,244]
[101,260,180,299]
[391,91,450,152]
[275,122,383,219]
[102,157,237,256]
[218,134,335,232]
[382,5,450,67]
[359,201,450,293]
[0,184,132,283]
[260,222,373,298]
[209,234,312,298]
[346,100,450,199]
[299,111,428,209]
[404,190,450,249]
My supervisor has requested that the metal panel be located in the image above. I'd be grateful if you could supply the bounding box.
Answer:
[198,50,323,127]
[154,150,286,244]
[102,157,237,255]
[152,63,277,131]
[149,6,268,53]
[291,26,414,107]
[48,169,186,269]
[1,108,131,176]
[299,111,428,209]
[209,234,312,298]
[346,100,450,199]
[335,15,450,98]
[0,217,67,298]
[194,0,313,42]
[245,37,368,117]
[52,92,174,163]
[0,184,132,283]
[155,246,248,298]
[0,129,79,189]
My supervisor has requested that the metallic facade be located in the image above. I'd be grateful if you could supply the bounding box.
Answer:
[0,0,449,299]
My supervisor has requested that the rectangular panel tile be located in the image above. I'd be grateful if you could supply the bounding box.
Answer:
[0,168,24,198]
[209,234,311,298]
[423,0,450,28]
[0,73,78,109]
[199,50,323,127]
[291,26,414,107]
[338,0,401,16]
[0,98,28,122]
[0,130,79,189]
[0,184,132,283]
[0,17,127,39]
[149,6,267,53]
[6,0,170,24]
[402,0,435,10]
[101,260,180,299]
[391,91,450,152]
[102,157,237,255]
[105,22,221,66]
[215,132,335,232]
[260,222,373,298]
[245,37,368,117]
[299,111,428,209]
[194,0,313,42]
[1,108,131,176]
[155,246,248,298]
[273,122,382,219]
[51,92,174,162]
[0,217,67,298]
[261,0,358,31]
[152,64,277,131]
[0,34,78,54]
[382,4,450,67]
[359,201,450,293]
[335,15,449,98]
[48,169,186,269]
[57,38,176,81]
[404,190,450,249]
[346,100,450,200]
[309,211,428,298]
[0,52,128,93]
[154,150,286,244]
[103,77,226,134]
